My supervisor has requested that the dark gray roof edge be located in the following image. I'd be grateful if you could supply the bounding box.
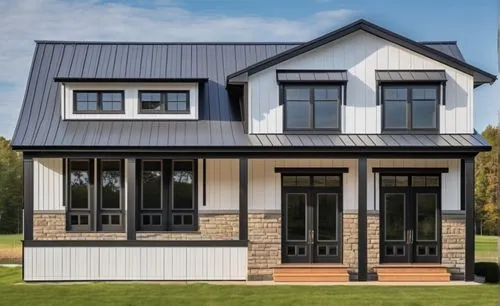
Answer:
[34,40,303,46]
[419,41,458,45]
[227,19,496,85]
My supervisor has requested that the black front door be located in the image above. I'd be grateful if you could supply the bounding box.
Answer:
[380,175,441,264]
[282,175,342,263]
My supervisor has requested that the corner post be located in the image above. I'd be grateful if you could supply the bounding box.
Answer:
[464,157,475,281]
[358,157,368,281]
[239,158,248,241]
[126,158,136,240]
[23,157,34,241]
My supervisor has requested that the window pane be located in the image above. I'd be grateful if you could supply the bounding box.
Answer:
[152,215,161,225]
[140,92,162,111]
[395,176,408,187]
[385,193,405,241]
[314,100,338,129]
[317,194,337,241]
[286,101,309,129]
[286,88,309,100]
[413,88,436,100]
[80,215,89,225]
[296,176,310,186]
[326,176,340,187]
[426,176,440,187]
[166,92,188,112]
[412,100,436,129]
[70,215,79,225]
[313,176,326,186]
[75,92,98,112]
[416,193,437,241]
[142,161,162,209]
[381,176,395,187]
[173,161,193,209]
[101,160,121,209]
[314,88,338,100]
[101,215,109,225]
[412,176,426,187]
[384,100,407,129]
[282,176,297,186]
[286,193,306,241]
[111,215,120,225]
[70,160,89,209]
[384,88,407,100]
[101,93,123,111]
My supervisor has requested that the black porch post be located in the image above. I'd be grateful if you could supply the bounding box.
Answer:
[464,157,475,281]
[239,158,248,241]
[23,157,34,241]
[358,157,368,281]
[126,158,136,240]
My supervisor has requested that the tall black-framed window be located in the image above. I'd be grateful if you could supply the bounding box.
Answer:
[73,91,124,114]
[97,159,125,231]
[138,91,190,114]
[282,85,343,132]
[381,84,440,133]
[66,158,125,232]
[137,159,197,231]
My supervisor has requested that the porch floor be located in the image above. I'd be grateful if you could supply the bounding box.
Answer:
[374,264,451,282]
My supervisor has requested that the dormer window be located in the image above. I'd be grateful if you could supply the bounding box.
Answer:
[73,91,124,114]
[139,91,190,114]
[381,85,440,132]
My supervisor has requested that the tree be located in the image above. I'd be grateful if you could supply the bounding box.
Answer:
[0,137,22,233]
[475,125,499,235]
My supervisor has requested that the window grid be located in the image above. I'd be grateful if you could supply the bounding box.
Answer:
[73,91,125,114]
[139,91,190,114]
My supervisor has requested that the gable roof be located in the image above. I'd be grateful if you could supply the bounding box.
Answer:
[227,19,496,86]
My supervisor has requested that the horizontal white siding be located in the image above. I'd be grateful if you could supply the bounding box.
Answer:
[61,82,199,120]
[198,159,239,211]
[249,159,357,211]
[33,158,63,211]
[24,246,247,281]
[249,31,473,134]
[367,159,461,211]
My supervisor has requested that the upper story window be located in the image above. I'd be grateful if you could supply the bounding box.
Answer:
[139,91,190,114]
[283,85,342,132]
[382,85,440,132]
[73,91,124,114]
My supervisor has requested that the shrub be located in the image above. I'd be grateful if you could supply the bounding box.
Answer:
[475,262,500,283]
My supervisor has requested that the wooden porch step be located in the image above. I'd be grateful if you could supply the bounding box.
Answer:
[273,264,349,282]
[374,265,450,282]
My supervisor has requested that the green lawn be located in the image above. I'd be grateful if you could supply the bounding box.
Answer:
[0,267,498,306]
[476,235,499,262]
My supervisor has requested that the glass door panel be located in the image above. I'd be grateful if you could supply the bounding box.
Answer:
[381,191,410,263]
[414,192,440,263]
[283,192,309,262]
[313,192,340,263]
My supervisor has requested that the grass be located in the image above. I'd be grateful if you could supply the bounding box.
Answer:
[476,235,499,262]
[0,234,22,264]
[0,267,498,306]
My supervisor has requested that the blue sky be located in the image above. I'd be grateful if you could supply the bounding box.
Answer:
[0,0,498,137]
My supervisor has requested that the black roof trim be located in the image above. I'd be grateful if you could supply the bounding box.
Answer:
[54,77,208,83]
[419,41,458,45]
[35,40,302,46]
[227,19,496,85]
[372,167,449,174]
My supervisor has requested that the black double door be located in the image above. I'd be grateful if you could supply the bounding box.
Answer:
[380,175,441,264]
[281,175,342,263]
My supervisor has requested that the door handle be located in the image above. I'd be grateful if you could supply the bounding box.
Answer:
[410,229,414,244]
[308,230,315,245]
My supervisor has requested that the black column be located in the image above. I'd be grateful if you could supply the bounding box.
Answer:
[23,157,34,241]
[126,159,136,240]
[464,157,475,281]
[239,158,248,241]
[358,157,367,281]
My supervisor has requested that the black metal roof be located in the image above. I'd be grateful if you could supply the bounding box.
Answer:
[11,20,493,152]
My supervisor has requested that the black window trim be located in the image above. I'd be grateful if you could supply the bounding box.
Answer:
[137,159,198,232]
[97,159,125,232]
[280,83,344,134]
[380,83,441,134]
[66,158,126,233]
[73,90,125,114]
[138,90,191,114]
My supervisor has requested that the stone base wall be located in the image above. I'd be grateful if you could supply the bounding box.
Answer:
[442,214,465,274]
[34,213,127,240]
[137,214,238,240]
[367,213,380,272]
[248,213,281,280]
[343,213,358,271]
[34,213,238,241]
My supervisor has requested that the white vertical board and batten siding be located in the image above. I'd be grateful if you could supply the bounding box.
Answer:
[33,158,64,211]
[249,159,358,211]
[24,246,247,281]
[198,159,239,211]
[367,159,461,211]
[248,31,473,134]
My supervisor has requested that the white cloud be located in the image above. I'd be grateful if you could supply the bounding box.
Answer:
[0,0,356,137]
